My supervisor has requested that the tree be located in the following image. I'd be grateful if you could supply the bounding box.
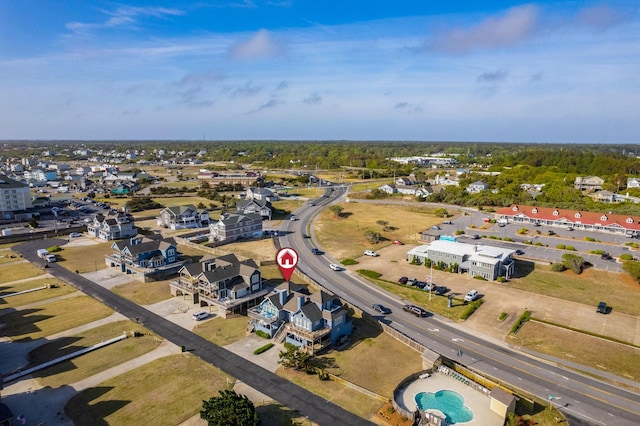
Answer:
[562,253,586,274]
[328,205,343,218]
[365,230,381,244]
[376,220,389,231]
[28,218,38,229]
[200,390,259,426]
[278,344,313,372]
[622,260,640,284]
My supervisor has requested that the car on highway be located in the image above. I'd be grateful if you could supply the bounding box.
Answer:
[373,304,392,315]
[311,247,324,255]
[364,250,379,257]
[290,216,298,221]
[464,290,479,302]
[192,311,209,321]
[329,263,342,271]
[392,240,404,245]
[69,232,82,238]
[403,304,428,317]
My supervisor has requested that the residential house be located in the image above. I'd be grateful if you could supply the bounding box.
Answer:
[87,212,137,240]
[407,239,515,281]
[236,198,272,220]
[395,174,419,186]
[627,177,640,189]
[210,212,263,242]
[105,235,187,281]
[574,176,604,191]
[248,282,352,353]
[466,181,489,194]
[169,253,269,318]
[246,187,278,202]
[157,205,210,230]
[0,174,32,220]
[494,204,640,236]
[432,174,459,186]
[110,181,140,195]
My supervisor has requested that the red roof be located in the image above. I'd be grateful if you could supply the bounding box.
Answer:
[495,204,640,231]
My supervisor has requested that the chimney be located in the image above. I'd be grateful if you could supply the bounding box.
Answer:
[297,295,305,311]
[202,260,215,272]
[278,289,286,306]
[473,245,478,252]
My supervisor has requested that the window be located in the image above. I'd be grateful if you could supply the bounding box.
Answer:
[512,206,519,211]
[575,212,582,218]
[626,217,634,224]
[553,210,559,216]
[600,215,608,221]
[532,207,538,213]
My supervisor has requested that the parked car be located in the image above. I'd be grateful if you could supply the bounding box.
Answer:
[69,232,82,238]
[392,240,404,245]
[431,225,441,230]
[364,250,379,257]
[471,234,480,240]
[403,304,428,317]
[192,311,209,321]
[464,290,479,302]
[601,252,613,260]
[515,249,525,255]
[597,301,608,314]
[329,263,342,271]
[406,278,418,286]
[434,286,447,295]
[311,248,324,255]
[424,282,437,292]
[442,220,453,225]
[547,230,555,235]
[398,276,408,284]
[373,304,392,315]
[414,281,427,289]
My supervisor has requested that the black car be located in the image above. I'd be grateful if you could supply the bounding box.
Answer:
[601,252,613,260]
[597,301,608,314]
[302,233,311,239]
[434,286,447,295]
[311,248,324,255]
[398,276,408,284]
[373,304,392,315]
[515,249,525,255]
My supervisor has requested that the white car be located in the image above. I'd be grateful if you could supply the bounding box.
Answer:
[69,232,82,238]
[329,263,341,271]
[192,311,209,321]
[364,250,379,257]
[464,290,479,302]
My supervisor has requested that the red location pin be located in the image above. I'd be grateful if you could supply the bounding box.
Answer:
[276,247,298,282]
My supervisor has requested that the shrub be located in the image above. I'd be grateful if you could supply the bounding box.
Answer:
[550,262,566,272]
[510,310,532,334]
[357,269,382,279]
[562,253,585,274]
[524,240,533,245]
[46,245,61,252]
[496,276,506,283]
[620,253,633,261]
[564,246,576,251]
[473,275,488,281]
[469,224,476,228]
[254,343,275,355]
[341,258,358,265]
[454,230,465,235]
[556,244,566,250]
[589,250,606,255]
[517,227,528,235]
[583,237,595,242]
[460,300,483,320]
[498,312,508,321]
[255,330,270,339]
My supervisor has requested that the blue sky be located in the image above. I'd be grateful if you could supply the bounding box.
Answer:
[0,1,638,142]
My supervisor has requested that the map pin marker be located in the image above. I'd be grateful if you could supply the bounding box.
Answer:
[276,247,298,281]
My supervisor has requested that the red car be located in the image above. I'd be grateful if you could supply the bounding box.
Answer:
[392,240,404,245]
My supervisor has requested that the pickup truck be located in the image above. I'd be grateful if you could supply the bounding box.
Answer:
[37,248,56,263]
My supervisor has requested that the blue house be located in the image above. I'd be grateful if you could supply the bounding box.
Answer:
[106,235,188,281]
[248,282,352,353]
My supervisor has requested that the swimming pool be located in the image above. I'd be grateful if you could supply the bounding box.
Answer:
[415,390,474,424]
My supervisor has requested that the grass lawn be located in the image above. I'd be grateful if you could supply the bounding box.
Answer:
[65,354,233,426]
[319,316,423,398]
[29,320,161,388]
[315,202,445,260]
[518,321,640,384]
[212,238,277,262]
[277,367,382,420]
[192,315,250,346]
[511,264,640,316]
[56,241,114,273]
[0,278,74,308]
[255,402,315,426]
[0,262,46,284]
[111,279,171,305]
[1,295,114,341]
[0,253,23,264]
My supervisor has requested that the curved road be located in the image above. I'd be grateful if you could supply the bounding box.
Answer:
[13,240,371,426]
[280,186,640,426]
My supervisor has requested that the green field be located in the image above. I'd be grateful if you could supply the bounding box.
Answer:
[29,320,161,388]
[111,279,172,305]
[1,295,114,341]
[65,354,233,426]
[0,278,74,308]
[192,315,250,346]
[56,242,114,273]
[0,261,46,283]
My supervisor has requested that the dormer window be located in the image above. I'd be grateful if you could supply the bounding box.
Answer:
[600,215,608,221]
[553,210,559,216]
[532,208,538,214]
[626,217,634,224]
[512,206,519,211]
[575,212,582,218]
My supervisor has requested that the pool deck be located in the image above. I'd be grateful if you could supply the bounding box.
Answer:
[398,373,504,426]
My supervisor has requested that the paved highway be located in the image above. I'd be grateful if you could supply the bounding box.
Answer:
[280,185,640,426]
[13,240,372,426]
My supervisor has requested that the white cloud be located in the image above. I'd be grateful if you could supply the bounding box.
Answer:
[66,6,184,34]
[229,29,284,60]
[429,4,540,53]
